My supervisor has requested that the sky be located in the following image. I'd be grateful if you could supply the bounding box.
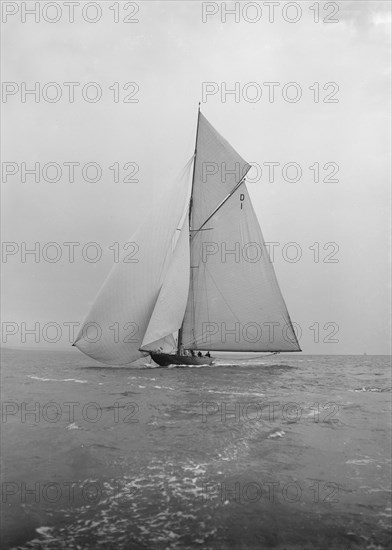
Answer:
[1,0,391,354]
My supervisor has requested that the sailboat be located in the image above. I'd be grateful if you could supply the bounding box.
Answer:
[73,106,301,366]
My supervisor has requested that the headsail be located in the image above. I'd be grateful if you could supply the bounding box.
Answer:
[140,214,190,351]
[73,170,191,366]
[181,113,301,352]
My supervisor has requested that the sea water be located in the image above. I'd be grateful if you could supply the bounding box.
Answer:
[1,349,391,549]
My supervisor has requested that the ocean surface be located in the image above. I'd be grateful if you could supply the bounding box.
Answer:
[1,349,391,550]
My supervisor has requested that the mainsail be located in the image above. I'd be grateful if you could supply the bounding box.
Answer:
[180,112,301,352]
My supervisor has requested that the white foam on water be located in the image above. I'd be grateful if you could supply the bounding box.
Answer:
[66,422,82,430]
[207,389,265,397]
[346,458,375,465]
[352,387,385,392]
[35,527,54,538]
[268,429,286,439]
[28,376,88,384]
[359,486,388,494]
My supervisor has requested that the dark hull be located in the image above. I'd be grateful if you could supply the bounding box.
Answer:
[150,352,214,367]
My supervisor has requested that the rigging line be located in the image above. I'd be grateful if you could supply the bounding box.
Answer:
[180,154,196,177]
[189,105,201,229]
[201,256,210,346]
[189,228,213,232]
[191,167,251,239]
[178,105,201,354]
[189,109,202,350]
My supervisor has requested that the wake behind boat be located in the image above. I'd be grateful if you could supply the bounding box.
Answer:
[73,106,301,367]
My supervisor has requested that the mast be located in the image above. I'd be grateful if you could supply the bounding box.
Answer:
[177,103,201,354]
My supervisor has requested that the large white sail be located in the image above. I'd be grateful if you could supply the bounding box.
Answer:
[140,214,190,351]
[181,113,301,352]
[74,173,191,365]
